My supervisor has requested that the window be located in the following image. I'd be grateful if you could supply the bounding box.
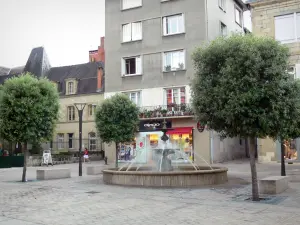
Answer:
[122,22,142,42]
[125,92,141,106]
[165,87,186,105]
[219,0,226,11]
[275,13,300,43]
[163,14,185,36]
[67,106,75,121]
[88,104,96,116]
[163,50,185,71]
[220,22,227,36]
[67,81,75,95]
[89,132,97,151]
[68,133,73,149]
[235,7,242,25]
[122,0,142,10]
[122,56,142,76]
[57,133,64,149]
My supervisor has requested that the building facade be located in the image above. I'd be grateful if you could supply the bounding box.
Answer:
[0,47,105,155]
[249,0,300,163]
[104,0,249,164]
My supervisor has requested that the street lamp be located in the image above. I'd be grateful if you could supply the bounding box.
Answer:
[74,102,87,176]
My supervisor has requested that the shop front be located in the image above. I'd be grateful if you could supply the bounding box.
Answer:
[276,139,299,162]
[117,119,195,163]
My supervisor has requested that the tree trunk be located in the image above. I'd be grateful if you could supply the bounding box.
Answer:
[249,137,259,201]
[280,139,286,176]
[21,143,28,182]
[115,142,118,168]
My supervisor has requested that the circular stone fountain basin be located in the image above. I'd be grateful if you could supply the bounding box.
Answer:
[102,166,228,187]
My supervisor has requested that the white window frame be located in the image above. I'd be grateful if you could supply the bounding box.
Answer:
[67,81,74,95]
[235,6,242,26]
[122,22,142,42]
[122,0,142,10]
[220,22,227,36]
[67,106,75,121]
[162,14,185,36]
[163,50,186,72]
[125,91,141,106]
[275,13,300,44]
[219,0,226,12]
[88,132,97,151]
[164,87,186,105]
[121,56,143,76]
[57,133,64,149]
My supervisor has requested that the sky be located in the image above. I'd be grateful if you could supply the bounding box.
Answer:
[0,0,251,68]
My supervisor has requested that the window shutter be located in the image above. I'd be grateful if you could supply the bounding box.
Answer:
[122,23,132,42]
[121,58,125,76]
[275,14,295,43]
[295,64,300,79]
[136,56,142,74]
[163,17,167,35]
[132,22,142,40]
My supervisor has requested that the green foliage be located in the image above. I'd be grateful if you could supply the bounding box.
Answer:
[0,73,60,144]
[95,94,139,143]
[192,33,300,140]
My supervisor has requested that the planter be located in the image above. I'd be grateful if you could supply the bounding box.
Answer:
[0,156,24,168]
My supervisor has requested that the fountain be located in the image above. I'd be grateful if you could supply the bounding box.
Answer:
[102,119,228,187]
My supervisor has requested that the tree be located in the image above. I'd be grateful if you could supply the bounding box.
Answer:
[95,94,139,168]
[192,34,300,201]
[0,73,59,182]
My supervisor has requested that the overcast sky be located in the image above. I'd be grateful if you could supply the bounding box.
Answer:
[0,0,251,68]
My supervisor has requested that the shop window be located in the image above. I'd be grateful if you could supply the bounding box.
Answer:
[284,139,298,160]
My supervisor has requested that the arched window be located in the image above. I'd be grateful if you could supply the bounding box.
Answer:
[88,132,97,151]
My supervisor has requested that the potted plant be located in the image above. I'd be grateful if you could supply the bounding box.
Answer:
[161,109,168,117]
[177,63,185,70]
[145,110,152,118]
[164,65,171,72]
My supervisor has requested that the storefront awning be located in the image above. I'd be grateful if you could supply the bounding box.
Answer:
[166,127,193,135]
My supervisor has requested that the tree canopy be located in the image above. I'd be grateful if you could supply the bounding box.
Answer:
[192,34,300,140]
[0,73,60,144]
[95,94,139,144]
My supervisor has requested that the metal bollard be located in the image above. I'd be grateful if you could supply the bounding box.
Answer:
[104,156,108,165]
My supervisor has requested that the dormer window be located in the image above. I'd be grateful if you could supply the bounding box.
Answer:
[66,80,76,95]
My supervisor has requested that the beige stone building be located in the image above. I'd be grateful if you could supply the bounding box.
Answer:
[45,62,105,153]
[249,0,300,162]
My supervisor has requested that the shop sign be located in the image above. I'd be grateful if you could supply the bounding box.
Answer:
[139,120,172,132]
[197,121,205,133]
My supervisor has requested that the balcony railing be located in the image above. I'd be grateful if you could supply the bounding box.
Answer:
[138,103,194,119]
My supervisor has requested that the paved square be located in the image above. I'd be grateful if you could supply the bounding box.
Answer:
[1,161,300,225]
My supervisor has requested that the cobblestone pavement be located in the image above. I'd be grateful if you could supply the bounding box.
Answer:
[0,161,300,225]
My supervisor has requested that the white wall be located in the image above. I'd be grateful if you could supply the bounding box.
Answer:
[207,0,245,40]
[104,85,192,107]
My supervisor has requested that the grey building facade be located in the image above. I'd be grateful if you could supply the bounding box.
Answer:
[104,0,250,164]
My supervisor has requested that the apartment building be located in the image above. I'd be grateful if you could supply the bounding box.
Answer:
[104,0,249,164]
[249,0,300,163]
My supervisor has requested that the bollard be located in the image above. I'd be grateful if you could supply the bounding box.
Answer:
[104,156,108,165]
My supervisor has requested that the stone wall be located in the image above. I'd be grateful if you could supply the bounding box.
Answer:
[251,0,300,65]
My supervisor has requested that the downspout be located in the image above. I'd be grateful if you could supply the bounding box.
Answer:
[205,0,209,41]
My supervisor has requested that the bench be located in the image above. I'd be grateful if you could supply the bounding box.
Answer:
[36,168,71,180]
[86,165,104,175]
[259,176,289,195]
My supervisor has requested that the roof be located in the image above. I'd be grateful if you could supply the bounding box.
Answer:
[47,61,104,95]
[23,47,51,77]
[8,66,25,76]
[0,67,10,76]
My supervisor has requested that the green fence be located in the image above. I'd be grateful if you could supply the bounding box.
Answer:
[0,156,24,168]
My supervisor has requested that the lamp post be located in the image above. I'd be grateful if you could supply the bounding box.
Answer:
[74,102,86,176]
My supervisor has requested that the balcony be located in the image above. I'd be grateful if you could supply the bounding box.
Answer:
[139,103,194,119]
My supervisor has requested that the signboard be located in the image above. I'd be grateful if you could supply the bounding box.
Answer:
[139,120,172,132]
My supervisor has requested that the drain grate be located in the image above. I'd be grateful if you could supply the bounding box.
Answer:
[232,195,288,205]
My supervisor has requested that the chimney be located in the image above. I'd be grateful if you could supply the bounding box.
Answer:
[97,67,103,91]
[99,37,105,63]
